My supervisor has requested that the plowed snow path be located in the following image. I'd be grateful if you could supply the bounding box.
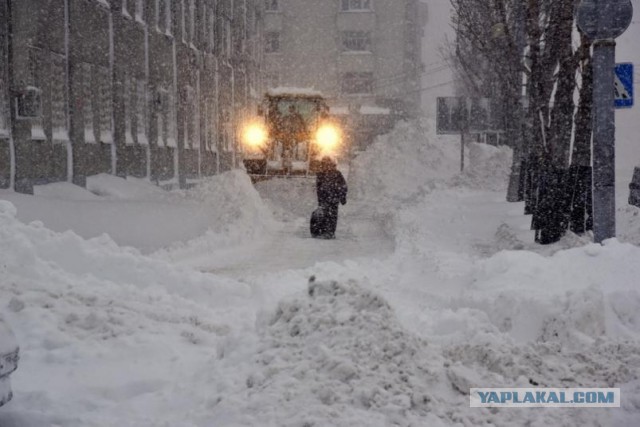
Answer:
[201,177,394,277]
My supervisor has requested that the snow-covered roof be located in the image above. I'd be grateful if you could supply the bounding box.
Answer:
[266,87,324,98]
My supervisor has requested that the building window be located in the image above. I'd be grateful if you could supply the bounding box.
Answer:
[136,79,148,145]
[189,0,195,45]
[204,102,216,152]
[224,19,231,58]
[341,72,374,94]
[23,49,45,140]
[167,89,177,147]
[0,79,8,137]
[122,0,132,18]
[135,0,144,22]
[265,32,280,53]
[264,71,279,89]
[342,31,371,52]
[82,63,96,143]
[183,85,199,149]
[181,0,187,42]
[51,55,69,141]
[209,7,215,51]
[155,0,172,34]
[165,0,172,35]
[265,0,278,11]
[341,0,372,11]
[98,66,113,143]
[123,75,134,144]
[156,88,167,147]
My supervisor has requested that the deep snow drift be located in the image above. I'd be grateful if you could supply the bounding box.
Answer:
[0,120,639,426]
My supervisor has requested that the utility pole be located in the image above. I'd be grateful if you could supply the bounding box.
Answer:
[576,0,633,243]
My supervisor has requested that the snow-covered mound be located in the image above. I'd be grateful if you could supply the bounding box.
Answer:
[0,312,18,356]
[186,170,276,232]
[86,173,169,200]
[243,278,443,427]
[0,200,248,304]
[0,199,258,425]
[453,142,512,191]
[465,240,640,343]
[349,121,512,212]
[617,204,640,246]
[154,170,277,262]
[34,181,101,201]
[253,177,317,222]
[217,278,627,427]
[349,120,455,208]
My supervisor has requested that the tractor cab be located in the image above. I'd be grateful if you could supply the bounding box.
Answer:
[241,88,342,176]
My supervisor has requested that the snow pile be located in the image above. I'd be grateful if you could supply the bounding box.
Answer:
[232,278,449,426]
[453,142,513,191]
[187,170,275,231]
[0,199,259,425]
[617,204,640,246]
[0,199,249,307]
[253,177,317,221]
[245,278,442,427]
[349,121,512,212]
[218,278,620,426]
[33,182,101,201]
[348,120,457,210]
[465,240,640,343]
[0,312,18,356]
[155,170,277,262]
[86,174,168,200]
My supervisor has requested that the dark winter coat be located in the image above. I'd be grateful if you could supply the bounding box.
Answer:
[316,169,347,206]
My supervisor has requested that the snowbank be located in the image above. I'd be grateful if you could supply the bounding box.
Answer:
[154,170,277,262]
[0,200,249,305]
[0,198,258,425]
[0,312,18,356]
[210,278,627,426]
[86,174,168,200]
[453,142,513,191]
[348,120,456,210]
[349,121,512,212]
[1,170,275,255]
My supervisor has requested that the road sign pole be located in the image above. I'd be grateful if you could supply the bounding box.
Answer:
[577,0,633,244]
[592,39,617,243]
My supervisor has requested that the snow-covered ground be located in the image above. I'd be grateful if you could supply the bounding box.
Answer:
[1,117,640,426]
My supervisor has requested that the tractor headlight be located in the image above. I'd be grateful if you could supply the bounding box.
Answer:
[242,122,268,149]
[315,124,341,151]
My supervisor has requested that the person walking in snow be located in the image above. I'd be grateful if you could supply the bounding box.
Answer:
[313,157,347,239]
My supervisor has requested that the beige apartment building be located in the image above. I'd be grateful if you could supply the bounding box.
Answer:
[261,0,427,129]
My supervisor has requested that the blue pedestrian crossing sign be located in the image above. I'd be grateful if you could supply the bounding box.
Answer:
[615,63,633,108]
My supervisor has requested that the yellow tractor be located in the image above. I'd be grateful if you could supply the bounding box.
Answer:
[241,89,344,177]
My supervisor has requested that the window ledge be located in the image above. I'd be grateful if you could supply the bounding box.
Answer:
[341,50,373,55]
[339,10,374,13]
